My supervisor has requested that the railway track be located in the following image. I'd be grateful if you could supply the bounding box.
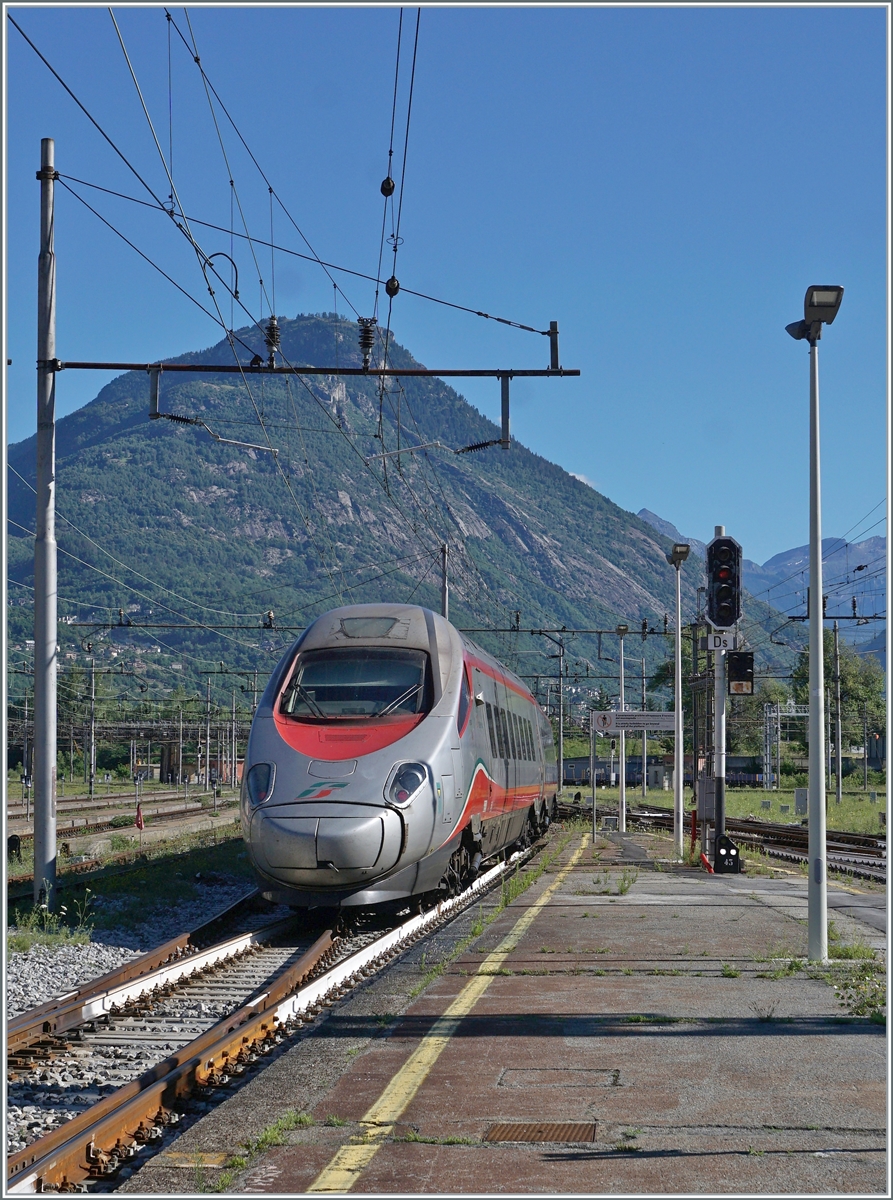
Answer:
[7,798,236,847]
[6,846,534,1193]
[627,806,887,883]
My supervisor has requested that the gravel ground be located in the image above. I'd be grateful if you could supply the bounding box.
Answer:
[6,880,253,1156]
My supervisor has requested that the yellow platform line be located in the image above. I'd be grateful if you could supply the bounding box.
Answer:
[307,834,590,1193]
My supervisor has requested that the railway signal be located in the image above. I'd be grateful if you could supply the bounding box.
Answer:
[727,651,754,695]
[706,534,742,630]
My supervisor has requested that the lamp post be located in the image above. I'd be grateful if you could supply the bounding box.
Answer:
[786,284,843,963]
[616,624,628,831]
[666,543,691,857]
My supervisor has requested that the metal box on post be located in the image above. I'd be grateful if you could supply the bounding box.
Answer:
[696,775,715,820]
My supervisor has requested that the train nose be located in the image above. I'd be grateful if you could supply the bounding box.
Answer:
[250,802,403,878]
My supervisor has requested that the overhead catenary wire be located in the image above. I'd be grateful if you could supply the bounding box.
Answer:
[166,6,361,320]
[14,11,568,642]
[53,173,552,336]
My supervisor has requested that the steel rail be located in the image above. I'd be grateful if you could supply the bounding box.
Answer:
[628,807,886,881]
[6,849,530,1193]
[6,930,337,1193]
[8,799,236,846]
[7,891,267,1054]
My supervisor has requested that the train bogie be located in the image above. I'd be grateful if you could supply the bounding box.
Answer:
[241,603,557,909]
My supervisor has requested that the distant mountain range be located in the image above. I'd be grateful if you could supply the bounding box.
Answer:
[7,315,800,707]
[637,509,886,656]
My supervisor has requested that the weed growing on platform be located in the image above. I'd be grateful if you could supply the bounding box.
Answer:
[395,1130,478,1146]
[212,1111,313,1192]
[828,921,876,961]
[192,1154,209,1193]
[834,963,886,1021]
[617,868,638,895]
[721,963,741,977]
[325,1115,348,1127]
[749,1001,777,1021]
[757,958,805,980]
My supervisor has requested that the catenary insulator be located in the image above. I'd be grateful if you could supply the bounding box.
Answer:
[385,276,400,298]
[380,176,395,197]
[358,317,377,370]
[264,316,280,367]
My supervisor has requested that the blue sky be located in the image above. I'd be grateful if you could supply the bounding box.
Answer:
[4,4,888,564]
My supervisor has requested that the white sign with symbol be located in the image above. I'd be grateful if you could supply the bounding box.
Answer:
[592,710,676,733]
[701,633,738,651]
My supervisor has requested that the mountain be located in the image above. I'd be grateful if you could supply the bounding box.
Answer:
[636,510,706,560]
[8,314,799,705]
[855,627,886,668]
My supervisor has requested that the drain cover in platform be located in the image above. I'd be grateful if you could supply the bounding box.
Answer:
[485,1122,597,1143]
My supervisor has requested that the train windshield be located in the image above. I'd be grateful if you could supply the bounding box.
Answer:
[279,647,432,720]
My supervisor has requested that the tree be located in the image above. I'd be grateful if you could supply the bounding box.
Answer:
[792,632,886,738]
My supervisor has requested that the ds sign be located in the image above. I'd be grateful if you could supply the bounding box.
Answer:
[700,633,738,651]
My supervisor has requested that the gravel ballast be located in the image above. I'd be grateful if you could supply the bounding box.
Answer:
[6,880,252,1156]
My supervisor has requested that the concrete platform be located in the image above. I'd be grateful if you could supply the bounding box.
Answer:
[121,829,887,1195]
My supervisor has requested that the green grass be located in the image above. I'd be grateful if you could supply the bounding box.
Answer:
[8,829,253,943]
[7,890,95,953]
[721,963,741,978]
[828,921,876,962]
[209,1111,313,1192]
[616,786,886,836]
[394,1131,478,1146]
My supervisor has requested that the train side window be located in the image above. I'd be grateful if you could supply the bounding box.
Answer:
[499,708,510,759]
[523,717,532,759]
[512,712,521,760]
[486,703,497,756]
[510,711,519,760]
[458,668,471,734]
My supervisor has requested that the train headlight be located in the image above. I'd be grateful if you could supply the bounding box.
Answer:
[387,762,428,807]
[244,763,275,807]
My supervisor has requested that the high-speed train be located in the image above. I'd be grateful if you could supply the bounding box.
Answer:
[240,603,558,909]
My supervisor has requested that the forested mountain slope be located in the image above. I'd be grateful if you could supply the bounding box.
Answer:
[7,314,797,699]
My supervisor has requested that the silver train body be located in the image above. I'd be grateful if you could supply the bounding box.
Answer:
[240,603,558,908]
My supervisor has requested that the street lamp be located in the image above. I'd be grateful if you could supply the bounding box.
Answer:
[616,624,628,831]
[666,543,691,857]
[786,284,843,963]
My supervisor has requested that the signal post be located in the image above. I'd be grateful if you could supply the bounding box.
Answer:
[704,527,745,873]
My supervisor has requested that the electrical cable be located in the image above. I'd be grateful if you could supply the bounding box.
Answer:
[52,180,552,335]
[168,6,360,320]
